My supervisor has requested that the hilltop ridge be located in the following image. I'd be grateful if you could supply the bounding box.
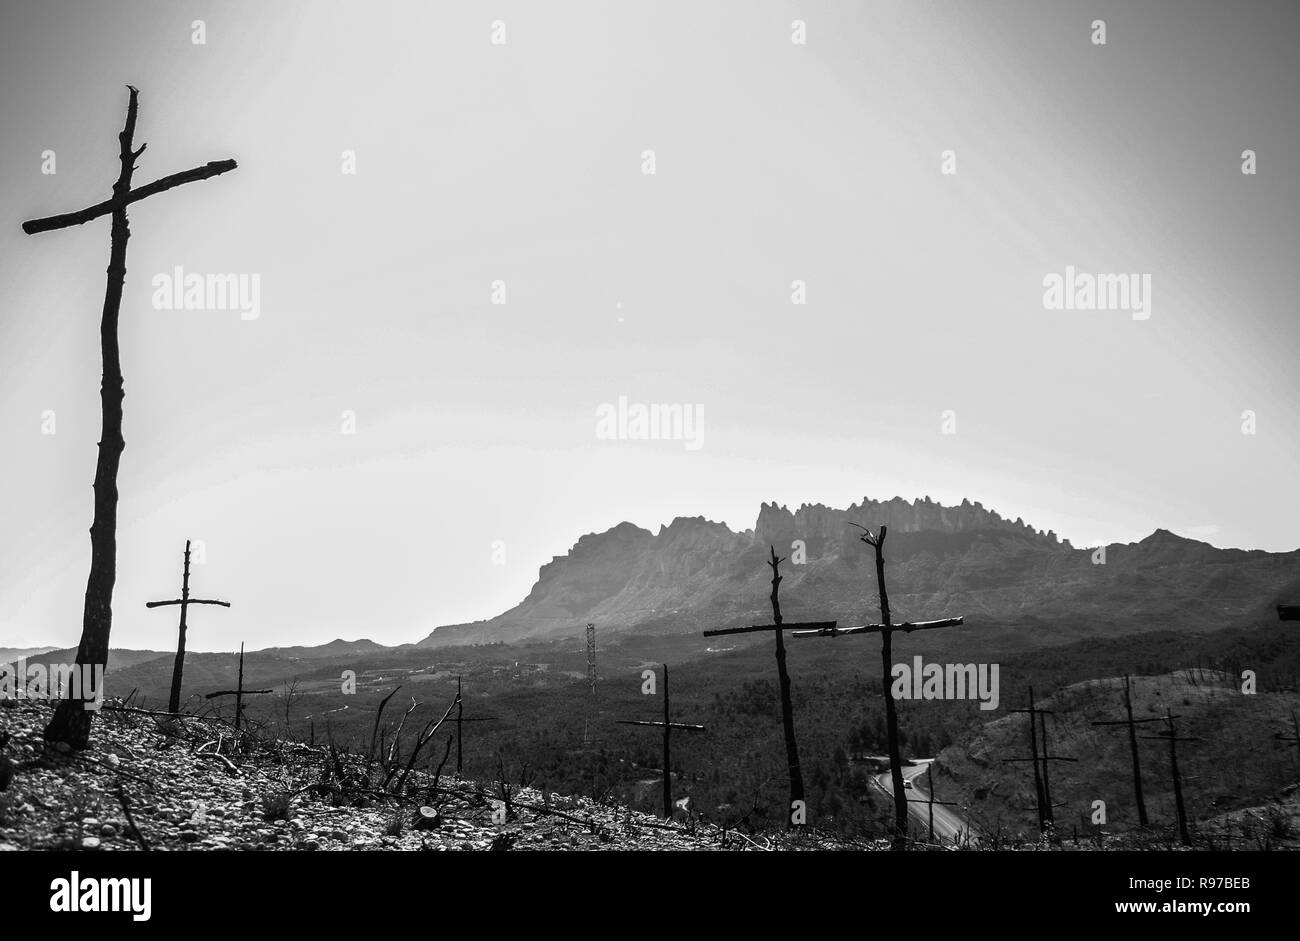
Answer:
[420,498,1299,647]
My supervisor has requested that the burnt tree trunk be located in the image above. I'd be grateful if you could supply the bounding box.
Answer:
[456,675,464,774]
[166,541,193,714]
[1124,675,1149,826]
[662,663,672,819]
[234,643,245,733]
[1168,714,1191,846]
[44,89,141,748]
[1027,691,1046,832]
[1039,706,1055,830]
[871,528,908,850]
[927,763,936,843]
[767,546,804,826]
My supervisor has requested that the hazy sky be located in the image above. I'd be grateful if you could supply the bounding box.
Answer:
[1,1,1297,651]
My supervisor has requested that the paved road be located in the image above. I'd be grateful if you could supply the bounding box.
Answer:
[873,760,972,845]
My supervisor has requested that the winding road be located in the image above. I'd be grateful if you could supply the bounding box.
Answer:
[873,760,972,845]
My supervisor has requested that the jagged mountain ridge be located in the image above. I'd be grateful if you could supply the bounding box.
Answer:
[420,497,1300,647]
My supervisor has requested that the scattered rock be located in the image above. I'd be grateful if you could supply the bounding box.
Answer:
[0,699,793,854]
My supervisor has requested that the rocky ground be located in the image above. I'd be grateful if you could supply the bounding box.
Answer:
[0,699,853,852]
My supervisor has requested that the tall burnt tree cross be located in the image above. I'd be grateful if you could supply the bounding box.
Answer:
[1140,709,1199,846]
[1091,674,1159,827]
[1005,686,1077,837]
[453,675,499,775]
[913,761,961,845]
[22,86,237,748]
[204,643,271,734]
[146,540,231,714]
[703,545,835,828]
[791,524,964,850]
[616,664,705,818]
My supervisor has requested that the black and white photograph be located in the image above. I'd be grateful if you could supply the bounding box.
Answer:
[0,0,1295,924]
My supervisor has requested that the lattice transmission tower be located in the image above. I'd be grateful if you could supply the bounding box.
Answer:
[583,622,597,745]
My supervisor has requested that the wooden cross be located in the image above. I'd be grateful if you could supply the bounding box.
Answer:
[204,643,270,734]
[1091,674,1159,827]
[892,762,962,845]
[791,524,964,849]
[703,545,835,827]
[146,540,231,714]
[1140,709,1199,846]
[616,664,705,818]
[453,675,499,774]
[1005,687,1077,836]
[22,86,237,748]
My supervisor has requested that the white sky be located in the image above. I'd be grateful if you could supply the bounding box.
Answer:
[1,1,1297,650]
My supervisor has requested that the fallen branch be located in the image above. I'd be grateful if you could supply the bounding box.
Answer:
[196,751,240,775]
[116,785,150,851]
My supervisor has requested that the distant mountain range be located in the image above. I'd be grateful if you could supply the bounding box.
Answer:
[254,638,390,660]
[10,497,1295,662]
[418,497,1300,647]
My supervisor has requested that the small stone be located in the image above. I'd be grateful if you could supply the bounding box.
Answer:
[0,843,18,852]
[99,824,117,837]
[81,837,101,850]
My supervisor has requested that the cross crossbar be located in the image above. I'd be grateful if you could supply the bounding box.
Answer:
[616,720,706,731]
[790,616,964,638]
[703,621,835,637]
[22,159,238,234]
[146,599,231,608]
[205,689,271,699]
